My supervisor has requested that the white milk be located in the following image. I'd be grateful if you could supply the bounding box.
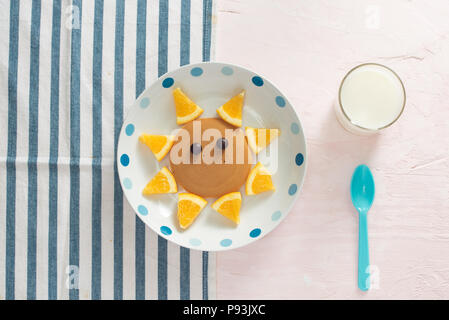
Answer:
[335,64,405,134]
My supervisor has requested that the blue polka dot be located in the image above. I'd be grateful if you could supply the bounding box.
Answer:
[140,97,150,108]
[162,77,174,88]
[221,66,233,76]
[120,154,129,167]
[137,205,148,216]
[189,238,202,247]
[252,76,264,87]
[249,228,261,238]
[275,96,286,107]
[190,67,203,77]
[291,122,300,134]
[160,226,172,235]
[295,153,304,166]
[125,124,135,136]
[123,178,132,190]
[271,211,282,221]
[288,184,298,196]
[220,239,232,247]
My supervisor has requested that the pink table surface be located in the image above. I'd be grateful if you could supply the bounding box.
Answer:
[214,0,449,299]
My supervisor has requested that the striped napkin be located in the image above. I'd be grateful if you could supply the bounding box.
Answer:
[0,0,216,300]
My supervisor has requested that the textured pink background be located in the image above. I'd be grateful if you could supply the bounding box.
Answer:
[214,0,449,299]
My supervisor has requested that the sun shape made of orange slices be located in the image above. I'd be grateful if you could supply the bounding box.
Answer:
[137,87,279,230]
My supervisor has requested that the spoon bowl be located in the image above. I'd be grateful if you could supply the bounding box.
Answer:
[351,164,375,213]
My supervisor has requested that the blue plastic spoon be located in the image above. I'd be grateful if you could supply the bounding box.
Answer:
[350,164,375,291]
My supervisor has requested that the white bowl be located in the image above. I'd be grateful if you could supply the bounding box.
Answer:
[117,62,306,251]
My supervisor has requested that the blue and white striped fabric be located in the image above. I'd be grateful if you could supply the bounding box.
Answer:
[0,0,216,300]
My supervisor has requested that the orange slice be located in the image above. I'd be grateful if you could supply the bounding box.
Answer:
[211,192,242,224]
[173,88,204,125]
[216,90,245,127]
[177,193,208,229]
[142,167,177,195]
[245,162,275,195]
[245,127,280,154]
[139,134,175,161]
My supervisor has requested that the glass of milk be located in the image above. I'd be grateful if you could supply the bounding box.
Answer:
[335,63,406,134]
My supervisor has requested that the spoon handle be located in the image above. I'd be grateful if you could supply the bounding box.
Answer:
[358,211,370,291]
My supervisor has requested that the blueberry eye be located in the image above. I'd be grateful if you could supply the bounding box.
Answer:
[190,143,202,155]
[216,138,228,150]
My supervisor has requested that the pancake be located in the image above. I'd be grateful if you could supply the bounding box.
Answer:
[169,118,252,198]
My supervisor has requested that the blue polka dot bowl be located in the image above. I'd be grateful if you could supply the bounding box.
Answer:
[117,62,306,251]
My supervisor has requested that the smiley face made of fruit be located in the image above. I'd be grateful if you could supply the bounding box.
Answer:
[139,87,280,229]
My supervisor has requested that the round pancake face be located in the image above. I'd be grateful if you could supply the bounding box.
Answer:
[169,118,252,198]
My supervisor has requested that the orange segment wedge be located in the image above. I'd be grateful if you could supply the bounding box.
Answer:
[173,88,204,125]
[245,162,275,195]
[245,127,280,154]
[142,167,177,195]
[211,192,242,224]
[216,90,245,127]
[139,134,175,161]
[177,193,208,229]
